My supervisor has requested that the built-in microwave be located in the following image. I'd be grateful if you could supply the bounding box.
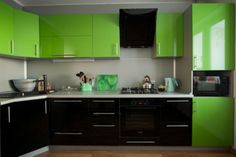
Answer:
[193,75,229,96]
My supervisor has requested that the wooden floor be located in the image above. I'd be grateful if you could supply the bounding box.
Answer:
[36,150,236,157]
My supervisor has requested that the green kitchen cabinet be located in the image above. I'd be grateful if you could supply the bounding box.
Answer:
[0,0,13,55]
[192,97,234,147]
[13,9,39,57]
[192,4,235,70]
[155,13,183,57]
[39,14,93,58]
[40,36,93,58]
[40,14,92,36]
[93,14,120,58]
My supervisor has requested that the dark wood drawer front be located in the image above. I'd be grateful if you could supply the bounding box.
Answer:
[119,137,160,145]
[89,99,118,113]
[90,125,118,136]
[160,123,192,146]
[90,115,118,125]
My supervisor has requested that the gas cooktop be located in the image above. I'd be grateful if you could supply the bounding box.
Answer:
[121,87,158,94]
[0,91,46,98]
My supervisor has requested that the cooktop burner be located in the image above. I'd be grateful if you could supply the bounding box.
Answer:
[121,87,158,94]
[0,91,46,98]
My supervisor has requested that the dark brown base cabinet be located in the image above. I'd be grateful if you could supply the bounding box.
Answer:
[0,97,192,157]
[88,99,119,145]
[49,99,89,145]
[160,98,192,146]
[49,98,119,145]
[1,99,49,157]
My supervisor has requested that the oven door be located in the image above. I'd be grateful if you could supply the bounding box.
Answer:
[120,100,160,137]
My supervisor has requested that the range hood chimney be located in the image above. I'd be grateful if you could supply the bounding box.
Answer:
[119,9,157,48]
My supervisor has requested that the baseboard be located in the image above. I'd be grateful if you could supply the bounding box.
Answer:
[19,146,49,157]
[49,145,231,151]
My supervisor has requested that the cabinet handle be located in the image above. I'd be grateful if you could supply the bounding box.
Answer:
[35,44,38,56]
[8,106,11,123]
[193,56,197,69]
[10,40,14,54]
[53,100,83,103]
[157,42,160,55]
[126,141,155,144]
[44,100,47,115]
[92,100,115,103]
[92,112,115,115]
[92,125,116,128]
[166,100,189,103]
[166,124,189,128]
[54,132,83,135]
[114,43,119,56]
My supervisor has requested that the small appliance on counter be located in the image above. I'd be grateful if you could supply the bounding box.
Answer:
[193,71,229,96]
[164,77,178,92]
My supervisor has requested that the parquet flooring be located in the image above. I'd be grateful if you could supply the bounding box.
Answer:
[36,150,236,157]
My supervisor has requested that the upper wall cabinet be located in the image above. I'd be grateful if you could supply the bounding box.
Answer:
[13,9,39,58]
[0,0,13,55]
[155,13,184,57]
[40,15,92,36]
[39,15,93,58]
[93,14,120,58]
[192,4,235,70]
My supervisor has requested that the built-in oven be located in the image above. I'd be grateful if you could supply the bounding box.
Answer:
[119,98,161,145]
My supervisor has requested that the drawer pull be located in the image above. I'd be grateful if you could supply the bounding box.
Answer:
[54,132,83,135]
[53,100,83,103]
[92,125,116,128]
[166,100,189,103]
[166,124,189,128]
[44,100,47,115]
[93,112,115,115]
[8,106,11,123]
[126,141,155,144]
[92,100,115,103]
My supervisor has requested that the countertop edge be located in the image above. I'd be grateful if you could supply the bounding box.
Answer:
[0,92,194,105]
[0,95,47,105]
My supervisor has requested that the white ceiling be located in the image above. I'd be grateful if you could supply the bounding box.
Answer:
[7,0,194,14]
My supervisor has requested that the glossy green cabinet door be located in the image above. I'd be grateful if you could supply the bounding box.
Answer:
[39,15,93,58]
[192,97,234,147]
[13,9,39,57]
[192,4,235,70]
[40,37,92,58]
[156,13,183,57]
[93,14,120,57]
[40,15,92,36]
[0,0,13,55]
[40,37,63,58]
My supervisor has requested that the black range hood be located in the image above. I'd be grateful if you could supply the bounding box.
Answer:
[119,9,157,48]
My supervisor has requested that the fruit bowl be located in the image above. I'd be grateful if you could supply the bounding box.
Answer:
[11,79,36,92]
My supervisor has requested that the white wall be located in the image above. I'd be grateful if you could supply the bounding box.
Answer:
[0,57,25,92]
[27,48,174,90]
